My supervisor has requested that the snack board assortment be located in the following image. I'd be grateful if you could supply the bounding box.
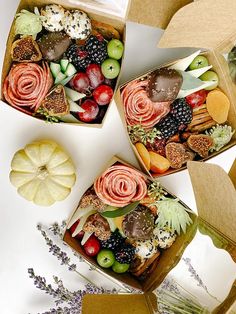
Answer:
[2,2,124,125]
[1,0,236,312]
[64,158,197,291]
[118,51,235,176]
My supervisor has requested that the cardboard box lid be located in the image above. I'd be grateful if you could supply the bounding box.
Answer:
[187,160,236,244]
[126,0,192,29]
[59,0,192,29]
[82,293,157,314]
[158,0,236,50]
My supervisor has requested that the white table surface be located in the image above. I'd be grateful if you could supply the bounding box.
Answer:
[0,1,236,314]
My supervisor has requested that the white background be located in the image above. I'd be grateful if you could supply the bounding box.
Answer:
[0,1,236,313]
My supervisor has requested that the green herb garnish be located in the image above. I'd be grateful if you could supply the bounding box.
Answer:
[101,201,139,218]
[128,124,161,145]
[147,180,167,200]
[35,107,60,123]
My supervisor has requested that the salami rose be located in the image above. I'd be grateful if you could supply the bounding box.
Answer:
[3,62,53,115]
[121,79,170,129]
[94,164,147,207]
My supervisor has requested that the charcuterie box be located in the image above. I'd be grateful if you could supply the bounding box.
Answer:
[115,0,236,177]
[0,0,191,127]
[63,156,236,313]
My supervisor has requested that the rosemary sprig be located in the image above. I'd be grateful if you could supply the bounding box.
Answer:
[36,107,60,123]
[128,124,161,145]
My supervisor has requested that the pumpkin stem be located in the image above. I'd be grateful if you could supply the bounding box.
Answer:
[37,165,48,180]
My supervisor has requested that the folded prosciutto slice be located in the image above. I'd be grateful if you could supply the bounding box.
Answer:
[94,164,147,207]
[3,62,53,115]
[121,79,170,129]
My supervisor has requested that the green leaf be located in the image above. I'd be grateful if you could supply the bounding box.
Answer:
[101,201,140,218]
[178,70,203,90]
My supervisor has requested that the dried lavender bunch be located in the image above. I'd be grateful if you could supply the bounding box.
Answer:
[28,269,73,306]
[37,224,95,285]
[28,268,118,314]
[157,290,210,314]
[157,277,210,314]
[38,222,132,292]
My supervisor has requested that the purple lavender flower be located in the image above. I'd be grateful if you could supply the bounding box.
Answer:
[160,278,180,295]
[183,257,208,290]
[28,222,124,314]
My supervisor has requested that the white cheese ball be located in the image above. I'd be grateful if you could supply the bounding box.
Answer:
[63,10,91,40]
[153,227,176,249]
[134,238,158,260]
[41,4,65,32]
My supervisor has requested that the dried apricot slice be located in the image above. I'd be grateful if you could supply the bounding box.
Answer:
[206,90,230,123]
[135,142,151,170]
[149,151,170,173]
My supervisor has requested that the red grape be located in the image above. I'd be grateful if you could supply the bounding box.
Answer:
[69,221,85,239]
[83,235,101,256]
[70,72,90,93]
[93,85,113,105]
[78,99,99,122]
[86,64,104,89]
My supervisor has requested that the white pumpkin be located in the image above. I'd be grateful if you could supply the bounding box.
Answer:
[10,140,76,206]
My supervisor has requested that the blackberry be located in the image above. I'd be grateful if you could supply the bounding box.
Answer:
[66,44,91,70]
[157,114,179,139]
[115,243,135,264]
[85,35,108,64]
[170,98,192,128]
[100,230,125,250]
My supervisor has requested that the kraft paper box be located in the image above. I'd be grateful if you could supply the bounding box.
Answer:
[63,157,236,313]
[0,0,191,127]
[63,156,198,293]
[115,0,236,177]
[64,158,236,314]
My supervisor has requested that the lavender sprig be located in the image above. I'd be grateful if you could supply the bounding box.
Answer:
[29,267,119,314]
[42,306,79,314]
[37,224,98,287]
[49,221,67,238]
[183,258,208,290]
[45,222,84,262]
[183,257,221,303]
[39,222,130,292]
[28,269,72,306]
[160,278,181,295]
